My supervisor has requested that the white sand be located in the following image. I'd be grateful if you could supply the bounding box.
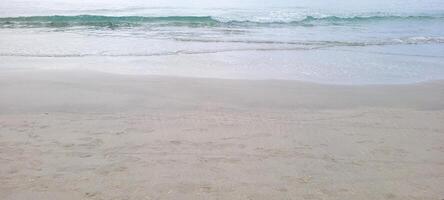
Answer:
[1,70,443,200]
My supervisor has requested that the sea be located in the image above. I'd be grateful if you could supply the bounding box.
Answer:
[1,0,444,84]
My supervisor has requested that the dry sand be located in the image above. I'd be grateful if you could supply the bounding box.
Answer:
[0,70,443,200]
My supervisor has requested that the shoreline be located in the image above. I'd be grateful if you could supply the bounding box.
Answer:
[1,69,444,113]
[2,40,444,85]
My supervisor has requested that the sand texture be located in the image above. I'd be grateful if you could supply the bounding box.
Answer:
[1,71,444,200]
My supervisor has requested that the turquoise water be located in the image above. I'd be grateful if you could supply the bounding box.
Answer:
[0,0,443,84]
[1,14,442,28]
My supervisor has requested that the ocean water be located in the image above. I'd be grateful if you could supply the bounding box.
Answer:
[1,0,444,84]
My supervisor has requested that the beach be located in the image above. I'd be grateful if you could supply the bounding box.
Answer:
[1,70,443,199]
[1,0,444,199]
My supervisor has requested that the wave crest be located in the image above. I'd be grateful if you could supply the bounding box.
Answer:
[0,14,442,28]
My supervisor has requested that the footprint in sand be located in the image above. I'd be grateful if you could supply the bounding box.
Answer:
[169,140,182,145]
[84,192,99,198]
[78,138,104,149]
[66,151,93,158]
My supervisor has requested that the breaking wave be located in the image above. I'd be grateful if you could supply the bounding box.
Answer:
[0,14,442,28]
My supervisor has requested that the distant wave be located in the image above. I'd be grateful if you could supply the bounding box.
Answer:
[297,15,438,23]
[0,15,218,28]
[0,14,443,28]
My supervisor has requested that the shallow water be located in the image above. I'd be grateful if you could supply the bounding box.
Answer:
[0,0,443,84]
